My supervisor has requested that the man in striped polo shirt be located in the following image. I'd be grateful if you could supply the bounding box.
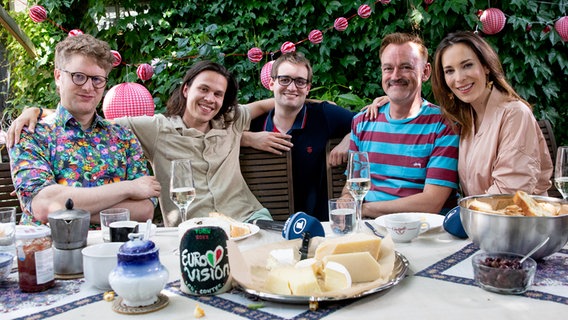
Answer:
[341,33,459,218]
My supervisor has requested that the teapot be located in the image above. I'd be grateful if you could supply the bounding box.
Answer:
[108,234,169,307]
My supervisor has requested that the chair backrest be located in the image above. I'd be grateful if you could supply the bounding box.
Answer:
[326,137,347,200]
[538,119,561,198]
[239,147,294,221]
[0,162,22,222]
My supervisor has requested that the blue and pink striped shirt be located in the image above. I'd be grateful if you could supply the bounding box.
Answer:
[350,100,459,207]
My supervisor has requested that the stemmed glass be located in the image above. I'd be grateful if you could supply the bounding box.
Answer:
[170,159,196,222]
[555,146,568,200]
[347,151,371,232]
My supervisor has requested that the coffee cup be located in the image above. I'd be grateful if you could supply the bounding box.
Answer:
[109,221,139,242]
[384,213,430,243]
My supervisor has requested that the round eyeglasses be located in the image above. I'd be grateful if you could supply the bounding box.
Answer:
[59,69,108,89]
[274,75,310,88]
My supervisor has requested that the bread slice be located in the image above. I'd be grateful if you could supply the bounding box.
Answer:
[208,212,251,238]
[468,199,500,214]
[512,191,554,217]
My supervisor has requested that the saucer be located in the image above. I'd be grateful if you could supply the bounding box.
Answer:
[112,293,169,314]
[375,212,444,230]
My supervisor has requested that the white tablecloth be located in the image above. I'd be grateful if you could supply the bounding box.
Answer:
[2,222,567,320]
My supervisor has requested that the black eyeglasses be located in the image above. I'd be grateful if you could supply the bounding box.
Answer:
[59,69,108,89]
[274,76,310,88]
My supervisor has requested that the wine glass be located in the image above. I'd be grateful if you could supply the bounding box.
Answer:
[554,146,568,200]
[347,151,371,232]
[170,159,196,222]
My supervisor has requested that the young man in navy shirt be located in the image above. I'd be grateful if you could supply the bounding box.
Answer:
[242,52,354,221]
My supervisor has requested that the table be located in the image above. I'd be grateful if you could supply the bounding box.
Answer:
[2,222,567,320]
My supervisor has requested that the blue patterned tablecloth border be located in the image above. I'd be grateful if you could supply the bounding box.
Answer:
[8,280,351,320]
[415,243,568,305]
[165,280,353,320]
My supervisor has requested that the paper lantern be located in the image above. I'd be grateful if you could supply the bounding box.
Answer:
[555,16,568,41]
[111,50,122,67]
[260,61,274,90]
[357,5,371,19]
[29,5,47,23]
[334,17,348,32]
[381,0,391,4]
[103,83,155,119]
[68,29,84,37]
[136,64,154,81]
[424,0,434,4]
[280,41,296,54]
[247,47,263,63]
[308,30,323,44]
[479,8,506,35]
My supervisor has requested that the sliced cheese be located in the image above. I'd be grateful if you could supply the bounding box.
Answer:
[323,252,382,283]
[264,266,321,296]
[314,233,381,260]
[295,258,323,277]
[266,248,298,270]
[323,261,352,291]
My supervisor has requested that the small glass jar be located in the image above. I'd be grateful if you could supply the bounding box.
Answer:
[15,225,55,292]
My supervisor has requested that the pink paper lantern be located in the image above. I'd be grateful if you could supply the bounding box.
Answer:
[480,8,506,35]
[247,47,263,63]
[308,30,323,44]
[103,83,155,119]
[424,0,434,4]
[381,0,391,4]
[136,64,154,81]
[111,50,122,67]
[68,29,84,37]
[260,61,274,90]
[334,17,348,32]
[29,5,47,23]
[358,5,372,19]
[280,41,296,54]
[555,16,568,41]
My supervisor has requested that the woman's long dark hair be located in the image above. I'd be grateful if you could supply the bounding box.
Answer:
[431,31,529,138]
[165,61,239,125]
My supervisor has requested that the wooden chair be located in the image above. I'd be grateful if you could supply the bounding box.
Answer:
[0,162,22,222]
[326,137,347,200]
[239,147,294,221]
[538,119,562,198]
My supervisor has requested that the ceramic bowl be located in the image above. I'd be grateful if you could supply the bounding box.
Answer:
[472,252,536,294]
[0,252,14,281]
[82,242,122,290]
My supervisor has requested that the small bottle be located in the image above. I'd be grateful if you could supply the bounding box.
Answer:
[15,225,55,292]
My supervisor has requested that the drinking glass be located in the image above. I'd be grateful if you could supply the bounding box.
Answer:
[100,208,130,242]
[170,159,195,222]
[555,146,568,200]
[347,151,370,232]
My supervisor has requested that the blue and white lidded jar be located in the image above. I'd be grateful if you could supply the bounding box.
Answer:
[108,234,169,307]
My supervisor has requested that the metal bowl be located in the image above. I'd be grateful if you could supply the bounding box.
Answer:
[459,194,568,260]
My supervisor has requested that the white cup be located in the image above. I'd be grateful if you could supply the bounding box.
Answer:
[328,199,356,235]
[100,208,130,242]
[82,242,122,291]
[384,213,430,243]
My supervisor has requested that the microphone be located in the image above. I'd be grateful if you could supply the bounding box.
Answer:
[281,211,325,240]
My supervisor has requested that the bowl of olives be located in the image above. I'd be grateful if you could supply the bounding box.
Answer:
[471,252,536,294]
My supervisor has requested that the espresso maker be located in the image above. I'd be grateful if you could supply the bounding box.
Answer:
[48,199,90,276]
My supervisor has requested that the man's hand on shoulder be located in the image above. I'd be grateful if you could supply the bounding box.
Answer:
[241,131,293,155]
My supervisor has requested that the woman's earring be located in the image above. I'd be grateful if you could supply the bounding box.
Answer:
[448,93,454,101]
[486,80,493,89]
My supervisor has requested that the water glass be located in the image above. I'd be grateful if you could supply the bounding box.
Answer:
[100,208,130,242]
[0,207,16,255]
[328,199,356,235]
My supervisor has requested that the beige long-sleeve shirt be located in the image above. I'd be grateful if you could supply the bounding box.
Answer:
[114,106,264,227]
[459,89,553,196]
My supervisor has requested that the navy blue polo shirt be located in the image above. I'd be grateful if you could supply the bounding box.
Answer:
[250,101,354,221]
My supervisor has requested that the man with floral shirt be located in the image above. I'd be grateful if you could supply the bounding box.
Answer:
[9,34,160,225]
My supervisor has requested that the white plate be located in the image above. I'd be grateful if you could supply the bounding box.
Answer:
[374,212,444,230]
[231,223,260,241]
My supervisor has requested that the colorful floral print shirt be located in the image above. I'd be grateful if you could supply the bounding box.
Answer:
[9,105,156,225]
